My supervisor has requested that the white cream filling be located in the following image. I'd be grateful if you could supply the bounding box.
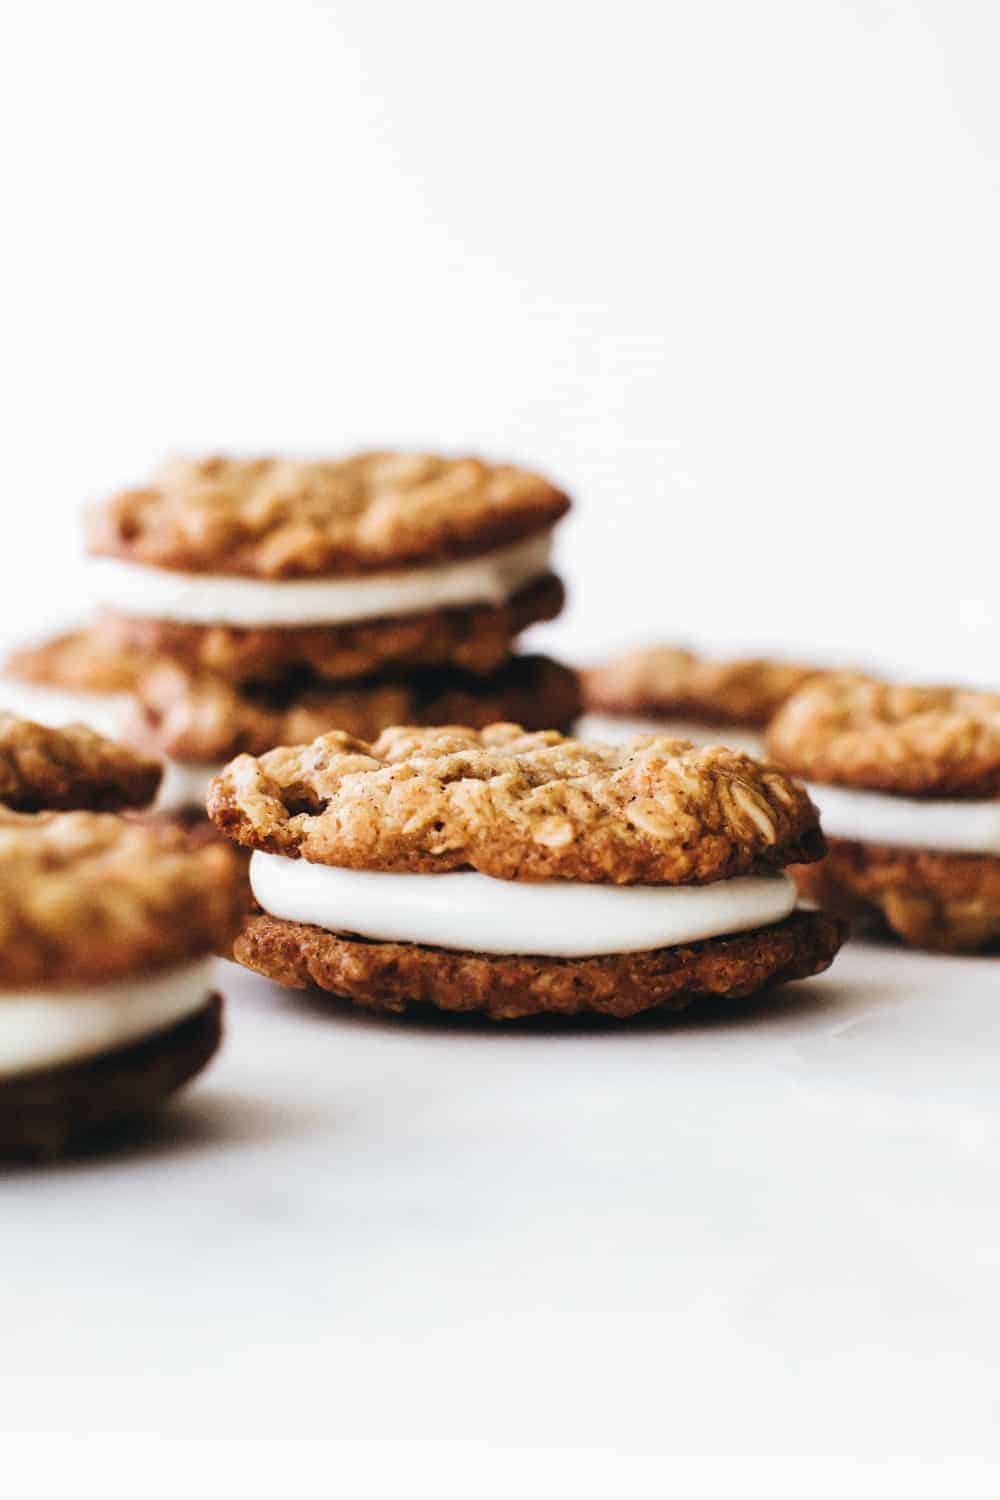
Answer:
[249,851,796,958]
[807,782,1000,856]
[90,533,554,628]
[0,677,130,739]
[577,712,765,758]
[153,759,224,815]
[0,955,216,1078]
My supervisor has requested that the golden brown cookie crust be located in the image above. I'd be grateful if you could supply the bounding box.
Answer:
[0,713,161,813]
[790,839,1000,952]
[0,813,245,986]
[99,572,565,684]
[208,723,824,884]
[0,997,221,1161]
[86,453,570,578]
[767,675,1000,797]
[129,655,580,762]
[232,910,843,1021]
[5,629,154,695]
[583,646,822,728]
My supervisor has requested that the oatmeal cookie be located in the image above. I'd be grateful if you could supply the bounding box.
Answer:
[584,646,822,728]
[208,723,824,884]
[98,572,565,683]
[86,453,570,577]
[0,998,222,1161]
[0,713,161,812]
[129,655,580,763]
[0,811,245,985]
[233,909,843,1021]
[767,675,1000,798]
[791,840,1000,952]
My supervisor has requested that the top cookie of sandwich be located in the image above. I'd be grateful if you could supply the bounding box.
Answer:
[0,812,245,985]
[0,713,161,812]
[207,723,823,884]
[583,645,822,728]
[85,453,570,578]
[767,675,1000,798]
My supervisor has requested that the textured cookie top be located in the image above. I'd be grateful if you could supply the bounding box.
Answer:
[6,628,153,694]
[0,812,245,986]
[85,453,570,579]
[0,714,162,812]
[207,723,823,884]
[584,645,822,728]
[767,675,1000,797]
[129,656,580,761]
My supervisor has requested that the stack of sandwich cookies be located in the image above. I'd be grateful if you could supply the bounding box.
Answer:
[768,675,1000,951]
[0,712,161,812]
[0,814,244,1158]
[582,645,823,756]
[208,725,844,1021]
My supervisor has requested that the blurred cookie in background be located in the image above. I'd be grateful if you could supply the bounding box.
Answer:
[85,452,571,683]
[0,711,161,813]
[580,644,825,755]
[767,674,1000,951]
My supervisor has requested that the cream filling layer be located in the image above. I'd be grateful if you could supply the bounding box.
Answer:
[0,956,216,1078]
[90,533,554,628]
[577,712,765,758]
[249,851,797,958]
[807,783,1000,856]
[153,759,224,815]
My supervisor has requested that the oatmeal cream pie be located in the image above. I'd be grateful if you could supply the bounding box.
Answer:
[767,674,1000,952]
[0,813,245,1158]
[3,627,153,739]
[207,724,843,1022]
[86,453,570,683]
[0,712,161,812]
[581,645,825,755]
[2,628,208,822]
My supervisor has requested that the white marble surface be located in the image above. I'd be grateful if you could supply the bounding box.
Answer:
[3,942,999,1500]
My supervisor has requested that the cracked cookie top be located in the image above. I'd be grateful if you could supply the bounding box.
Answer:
[0,713,162,812]
[207,723,824,884]
[85,453,570,579]
[583,645,823,727]
[0,812,245,986]
[767,674,1000,797]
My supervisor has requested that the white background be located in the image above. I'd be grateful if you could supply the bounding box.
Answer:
[1,0,998,678]
[2,5,1000,1500]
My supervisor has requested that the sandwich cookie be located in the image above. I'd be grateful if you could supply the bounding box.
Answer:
[3,627,151,738]
[582,645,824,755]
[3,629,211,825]
[0,813,244,1158]
[87,453,569,683]
[767,675,1000,951]
[207,724,843,1021]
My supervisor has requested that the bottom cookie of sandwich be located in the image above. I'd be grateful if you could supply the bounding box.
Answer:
[0,997,222,1161]
[232,911,844,1022]
[791,839,1000,953]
